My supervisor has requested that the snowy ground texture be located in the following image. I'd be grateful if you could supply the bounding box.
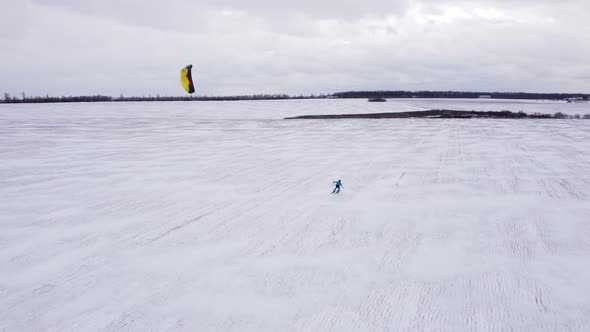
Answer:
[1,99,590,331]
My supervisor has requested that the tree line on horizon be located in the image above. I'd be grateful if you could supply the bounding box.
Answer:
[333,90,590,100]
[0,92,306,104]
[1,91,588,104]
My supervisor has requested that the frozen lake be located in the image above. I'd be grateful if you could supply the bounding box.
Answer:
[1,99,590,331]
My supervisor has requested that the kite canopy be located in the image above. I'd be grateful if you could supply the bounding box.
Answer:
[180,64,195,94]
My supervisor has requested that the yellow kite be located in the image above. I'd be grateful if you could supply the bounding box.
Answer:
[180,64,195,94]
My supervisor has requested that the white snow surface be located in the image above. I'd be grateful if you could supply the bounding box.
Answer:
[1,99,590,331]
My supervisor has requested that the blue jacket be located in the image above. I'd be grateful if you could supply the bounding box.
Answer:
[334,180,342,187]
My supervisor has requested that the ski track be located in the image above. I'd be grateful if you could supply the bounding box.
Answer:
[1,100,590,331]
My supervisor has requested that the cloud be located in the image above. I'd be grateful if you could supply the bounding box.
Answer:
[1,0,588,96]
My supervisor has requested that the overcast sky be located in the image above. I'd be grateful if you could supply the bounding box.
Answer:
[1,0,589,96]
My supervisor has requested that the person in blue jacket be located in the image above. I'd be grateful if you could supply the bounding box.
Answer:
[332,179,343,194]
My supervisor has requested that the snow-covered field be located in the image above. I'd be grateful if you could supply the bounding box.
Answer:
[1,99,590,331]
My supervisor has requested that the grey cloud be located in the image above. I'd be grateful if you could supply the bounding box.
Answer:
[1,0,588,96]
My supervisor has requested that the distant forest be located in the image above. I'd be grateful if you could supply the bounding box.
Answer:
[1,91,588,104]
[333,91,590,100]
[0,92,299,104]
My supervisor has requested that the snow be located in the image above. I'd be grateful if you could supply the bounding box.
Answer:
[1,99,590,331]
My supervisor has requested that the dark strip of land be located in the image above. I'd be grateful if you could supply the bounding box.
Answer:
[285,110,585,120]
[333,91,589,100]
